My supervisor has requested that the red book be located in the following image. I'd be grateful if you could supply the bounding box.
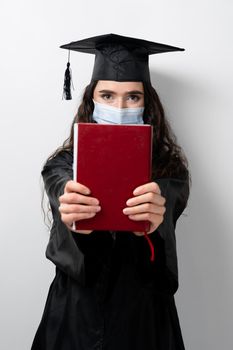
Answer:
[72,122,153,232]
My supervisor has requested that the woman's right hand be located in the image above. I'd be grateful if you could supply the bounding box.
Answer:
[58,180,101,234]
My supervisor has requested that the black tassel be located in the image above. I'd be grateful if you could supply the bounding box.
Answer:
[62,51,74,100]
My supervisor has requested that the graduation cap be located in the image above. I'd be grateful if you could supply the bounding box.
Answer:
[60,33,185,100]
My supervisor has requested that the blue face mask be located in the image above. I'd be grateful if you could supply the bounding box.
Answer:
[92,100,144,125]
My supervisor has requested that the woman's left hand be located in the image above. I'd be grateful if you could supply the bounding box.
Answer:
[123,182,166,236]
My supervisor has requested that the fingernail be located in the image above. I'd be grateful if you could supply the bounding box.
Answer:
[133,188,139,195]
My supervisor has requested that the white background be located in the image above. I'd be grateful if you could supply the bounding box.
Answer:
[0,0,232,349]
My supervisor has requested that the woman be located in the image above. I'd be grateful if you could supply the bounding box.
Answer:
[31,34,191,349]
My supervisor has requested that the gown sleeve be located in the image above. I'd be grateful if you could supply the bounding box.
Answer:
[156,176,190,275]
[41,149,112,286]
[136,175,190,296]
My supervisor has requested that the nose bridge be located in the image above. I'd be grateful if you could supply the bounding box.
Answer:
[115,95,126,108]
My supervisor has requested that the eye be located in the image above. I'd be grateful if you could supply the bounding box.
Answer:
[100,93,112,100]
[127,94,140,102]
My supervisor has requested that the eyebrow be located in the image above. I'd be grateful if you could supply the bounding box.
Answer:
[98,89,144,95]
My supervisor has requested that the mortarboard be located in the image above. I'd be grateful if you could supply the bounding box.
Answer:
[60,33,185,100]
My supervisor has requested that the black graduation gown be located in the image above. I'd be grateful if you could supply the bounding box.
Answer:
[31,149,189,350]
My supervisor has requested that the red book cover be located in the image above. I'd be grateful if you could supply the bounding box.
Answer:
[72,122,153,232]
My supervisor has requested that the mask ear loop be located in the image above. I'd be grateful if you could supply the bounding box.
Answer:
[144,231,155,262]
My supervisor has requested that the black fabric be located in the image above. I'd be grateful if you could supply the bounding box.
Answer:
[31,149,189,350]
[60,33,185,82]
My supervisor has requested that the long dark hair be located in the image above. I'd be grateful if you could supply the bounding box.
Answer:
[41,81,191,228]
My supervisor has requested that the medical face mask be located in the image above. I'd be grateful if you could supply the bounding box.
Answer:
[92,100,144,125]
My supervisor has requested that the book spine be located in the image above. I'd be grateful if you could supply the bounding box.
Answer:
[150,125,153,180]
[72,123,78,231]
[146,126,153,232]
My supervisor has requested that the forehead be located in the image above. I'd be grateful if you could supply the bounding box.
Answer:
[95,80,144,92]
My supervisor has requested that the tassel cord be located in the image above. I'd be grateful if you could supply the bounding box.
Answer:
[143,231,155,262]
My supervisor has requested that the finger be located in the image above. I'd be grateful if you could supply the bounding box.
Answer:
[64,180,91,195]
[66,222,92,235]
[132,231,145,236]
[71,229,93,235]
[59,203,101,214]
[61,212,97,225]
[133,182,161,196]
[123,203,166,216]
[59,192,99,206]
[126,192,166,207]
[128,212,162,222]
